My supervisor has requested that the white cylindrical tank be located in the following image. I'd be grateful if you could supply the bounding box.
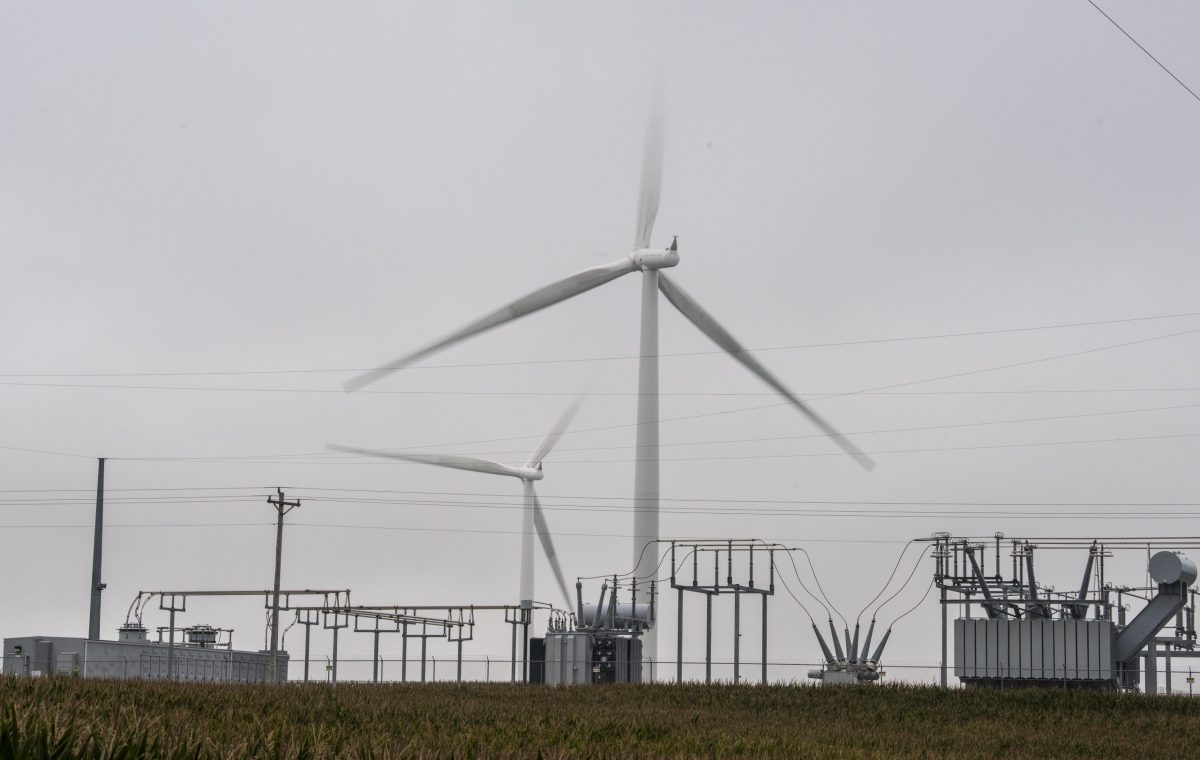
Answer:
[580,602,652,629]
[1149,551,1198,586]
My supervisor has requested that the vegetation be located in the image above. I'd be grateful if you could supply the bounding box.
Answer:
[1,676,1199,758]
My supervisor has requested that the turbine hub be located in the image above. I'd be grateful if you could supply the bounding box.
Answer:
[631,246,679,271]
[517,466,545,481]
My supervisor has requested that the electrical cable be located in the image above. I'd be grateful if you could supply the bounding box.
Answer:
[773,568,816,625]
[856,539,915,626]
[10,483,1200,509]
[1085,0,1200,104]
[4,309,1198,378]
[784,548,840,626]
[148,430,1200,466]
[887,578,937,629]
[11,323,1200,465]
[873,546,933,620]
[408,400,1200,458]
[10,488,1200,520]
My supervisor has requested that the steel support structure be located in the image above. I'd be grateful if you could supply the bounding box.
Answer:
[926,533,1200,692]
[670,541,778,684]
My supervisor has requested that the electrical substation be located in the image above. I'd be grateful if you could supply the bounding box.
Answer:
[930,533,1200,693]
[7,468,1200,695]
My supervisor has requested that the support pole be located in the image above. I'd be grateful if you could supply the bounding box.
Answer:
[1166,645,1173,695]
[167,607,176,681]
[676,586,684,684]
[733,588,741,684]
[303,622,311,682]
[1146,641,1157,694]
[705,593,712,685]
[331,625,339,687]
[510,621,517,683]
[373,630,380,683]
[761,592,768,685]
[402,622,409,682]
[940,586,948,687]
[421,626,428,683]
[457,639,463,683]
[88,458,105,641]
[266,489,300,684]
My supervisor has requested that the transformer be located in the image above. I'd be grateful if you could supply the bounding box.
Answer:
[539,631,642,684]
[933,534,1198,692]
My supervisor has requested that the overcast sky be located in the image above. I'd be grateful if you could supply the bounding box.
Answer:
[3,1,1199,683]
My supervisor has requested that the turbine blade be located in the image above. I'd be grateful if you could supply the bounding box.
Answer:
[526,394,584,467]
[656,272,875,471]
[634,89,664,250]
[530,485,573,608]
[326,443,522,478]
[344,257,639,391]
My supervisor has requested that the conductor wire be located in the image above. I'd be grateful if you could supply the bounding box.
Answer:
[873,545,932,620]
[856,539,916,626]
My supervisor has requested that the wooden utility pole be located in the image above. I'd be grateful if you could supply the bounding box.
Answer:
[267,488,300,683]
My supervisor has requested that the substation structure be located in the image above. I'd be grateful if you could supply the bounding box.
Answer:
[136,592,533,685]
[806,608,893,686]
[670,540,781,685]
[535,573,655,685]
[1,587,351,683]
[285,603,527,685]
[928,533,1199,692]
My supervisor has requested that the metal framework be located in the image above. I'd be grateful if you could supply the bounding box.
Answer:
[126,589,350,683]
[925,533,1200,691]
[669,540,778,685]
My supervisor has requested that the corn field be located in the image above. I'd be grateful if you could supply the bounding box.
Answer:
[2,676,1199,758]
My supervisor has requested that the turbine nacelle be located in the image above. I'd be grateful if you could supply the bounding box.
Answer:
[515,466,545,481]
[631,243,679,271]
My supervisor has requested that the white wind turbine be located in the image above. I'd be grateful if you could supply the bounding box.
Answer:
[344,98,875,669]
[329,399,580,611]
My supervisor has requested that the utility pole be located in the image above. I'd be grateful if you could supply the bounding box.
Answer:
[88,458,106,640]
[267,488,300,683]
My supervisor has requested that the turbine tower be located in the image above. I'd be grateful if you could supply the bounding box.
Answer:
[344,100,875,675]
[330,399,580,610]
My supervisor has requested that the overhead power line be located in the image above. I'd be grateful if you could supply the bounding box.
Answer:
[121,430,1200,467]
[5,325,1199,464]
[9,491,1200,518]
[4,484,1200,508]
[96,398,1200,464]
[2,309,1198,379]
[1086,0,1200,104]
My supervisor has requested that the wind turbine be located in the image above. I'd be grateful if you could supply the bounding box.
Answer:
[329,398,579,611]
[344,98,875,672]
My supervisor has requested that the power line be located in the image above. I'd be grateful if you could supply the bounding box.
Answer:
[1086,0,1200,104]
[388,400,1200,459]
[3,322,1198,401]
[536,430,1200,465]
[8,326,1200,465]
[133,429,1200,466]
[100,398,1200,463]
[4,309,1198,379]
[0,521,915,542]
[14,490,1199,518]
[4,482,1200,507]
[0,444,95,459]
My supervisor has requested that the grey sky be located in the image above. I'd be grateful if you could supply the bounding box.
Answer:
[2,1,1198,681]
